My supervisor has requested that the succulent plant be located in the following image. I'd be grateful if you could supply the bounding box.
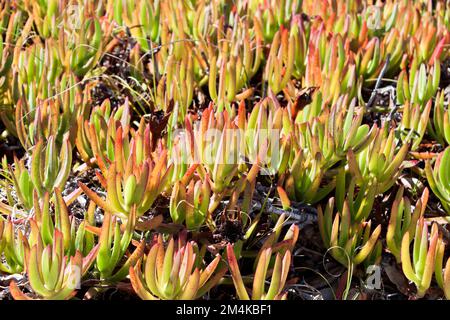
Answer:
[434,233,450,300]
[10,228,97,300]
[296,95,377,170]
[380,28,406,76]
[387,187,428,263]
[66,3,111,78]
[94,209,145,282]
[356,37,382,81]
[252,0,302,42]
[283,144,336,205]
[29,188,95,257]
[1,0,450,303]
[170,178,211,230]
[399,100,431,151]
[23,0,62,39]
[396,58,440,106]
[27,134,72,199]
[107,0,160,50]
[425,147,450,213]
[242,99,292,176]
[156,50,194,123]
[188,106,241,195]
[334,168,376,224]
[348,126,409,194]
[264,28,295,95]
[429,90,450,146]
[306,33,357,104]
[0,3,23,123]
[76,98,131,166]
[0,218,29,274]
[318,197,381,267]
[227,244,291,300]
[208,16,262,111]
[79,126,172,219]
[254,213,300,256]
[401,218,439,298]
[8,156,35,211]
[130,236,225,300]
